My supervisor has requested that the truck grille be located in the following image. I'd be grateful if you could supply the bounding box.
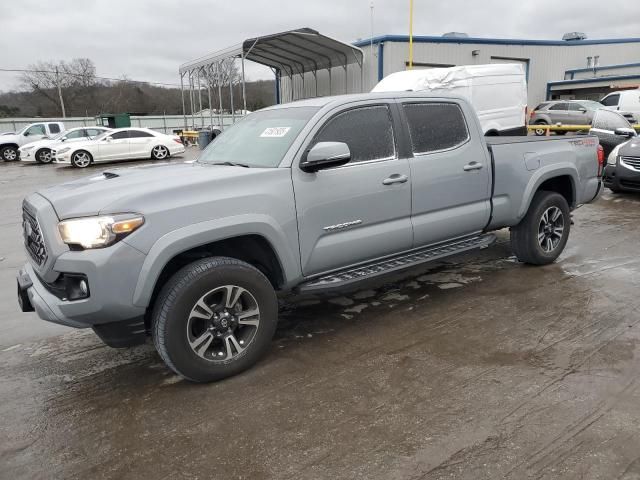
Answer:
[22,205,48,266]
[621,156,640,171]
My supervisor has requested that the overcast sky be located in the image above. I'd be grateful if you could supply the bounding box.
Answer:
[2,0,638,91]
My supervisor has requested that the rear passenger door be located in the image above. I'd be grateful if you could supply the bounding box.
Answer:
[547,102,569,124]
[128,130,156,158]
[400,101,491,248]
[292,102,413,276]
[98,130,130,160]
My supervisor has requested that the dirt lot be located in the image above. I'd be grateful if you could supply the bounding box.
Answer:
[2,151,640,479]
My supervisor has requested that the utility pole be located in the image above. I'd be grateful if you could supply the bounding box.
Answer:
[408,0,414,69]
[55,67,66,118]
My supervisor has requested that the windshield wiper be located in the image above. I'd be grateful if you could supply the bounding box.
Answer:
[208,161,250,168]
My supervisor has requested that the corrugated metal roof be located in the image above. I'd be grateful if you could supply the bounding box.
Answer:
[180,28,363,75]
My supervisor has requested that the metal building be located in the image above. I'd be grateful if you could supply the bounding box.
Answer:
[353,35,640,106]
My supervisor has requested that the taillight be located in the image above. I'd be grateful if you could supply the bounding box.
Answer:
[597,144,605,176]
[173,138,183,145]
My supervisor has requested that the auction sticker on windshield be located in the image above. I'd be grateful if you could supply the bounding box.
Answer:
[260,127,290,138]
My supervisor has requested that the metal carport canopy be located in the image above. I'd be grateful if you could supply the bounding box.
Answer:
[179,27,364,77]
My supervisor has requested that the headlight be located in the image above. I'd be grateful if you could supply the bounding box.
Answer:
[57,147,71,154]
[58,214,144,249]
[607,153,618,166]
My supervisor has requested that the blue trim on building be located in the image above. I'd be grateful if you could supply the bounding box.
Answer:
[353,35,640,48]
[377,42,384,81]
[546,74,640,100]
[565,62,640,75]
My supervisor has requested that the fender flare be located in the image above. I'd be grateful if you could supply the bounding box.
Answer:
[517,164,579,220]
[131,214,301,307]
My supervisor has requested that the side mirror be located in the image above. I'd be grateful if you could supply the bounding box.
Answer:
[24,131,30,137]
[578,107,587,113]
[61,136,67,142]
[300,142,351,172]
[614,127,637,138]
[104,136,113,142]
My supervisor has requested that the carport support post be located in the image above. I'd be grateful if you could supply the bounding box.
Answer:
[207,71,213,129]
[328,68,332,95]
[217,63,223,130]
[229,76,235,123]
[344,64,348,94]
[241,55,247,114]
[180,73,187,129]
[197,69,204,128]
[189,72,196,130]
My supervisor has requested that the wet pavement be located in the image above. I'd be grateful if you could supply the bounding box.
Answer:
[2,154,640,479]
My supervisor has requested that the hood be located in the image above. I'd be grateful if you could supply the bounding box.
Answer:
[20,138,57,151]
[37,161,268,219]
[618,137,640,158]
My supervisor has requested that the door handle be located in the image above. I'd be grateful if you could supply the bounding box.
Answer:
[382,174,408,185]
[463,162,483,171]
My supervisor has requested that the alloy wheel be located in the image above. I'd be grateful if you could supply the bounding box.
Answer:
[152,146,168,159]
[73,152,91,167]
[38,150,52,163]
[3,148,17,161]
[186,285,260,362]
[538,206,564,253]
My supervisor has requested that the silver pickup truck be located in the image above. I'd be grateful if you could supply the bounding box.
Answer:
[17,93,603,382]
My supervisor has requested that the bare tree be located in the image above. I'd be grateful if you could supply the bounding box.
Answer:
[20,58,96,116]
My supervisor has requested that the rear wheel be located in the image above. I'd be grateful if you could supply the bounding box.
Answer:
[151,145,169,160]
[534,121,548,136]
[71,150,92,168]
[1,146,18,161]
[36,148,53,164]
[152,257,278,383]
[511,191,570,265]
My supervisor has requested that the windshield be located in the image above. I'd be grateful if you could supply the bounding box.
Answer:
[198,107,320,167]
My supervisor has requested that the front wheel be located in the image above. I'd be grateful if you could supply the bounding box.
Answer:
[36,148,53,164]
[152,257,278,383]
[71,150,92,168]
[1,146,18,161]
[510,191,570,265]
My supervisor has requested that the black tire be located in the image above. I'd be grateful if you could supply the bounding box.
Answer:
[35,148,53,164]
[71,150,92,168]
[608,186,622,194]
[152,257,278,383]
[151,145,169,160]
[1,145,18,161]
[510,191,571,265]
[534,121,548,136]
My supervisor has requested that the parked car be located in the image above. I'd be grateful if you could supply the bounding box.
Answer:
[1,121,65,161]
[602,136,640,193]
[530,100,603,135]
[600,89,640,120]
[372,63,528,136]
[19,127,111,164]
[53,128,185,168]
[589,108,637,157]
[17,93,602,382]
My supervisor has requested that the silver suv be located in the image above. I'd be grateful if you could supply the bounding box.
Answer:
[530,100,604,135]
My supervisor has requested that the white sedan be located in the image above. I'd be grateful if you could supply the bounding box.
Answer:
[53,128,186,168]
[19,126,111,164]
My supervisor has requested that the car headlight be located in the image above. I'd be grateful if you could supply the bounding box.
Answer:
[58,214,144,249]
[57,147,71,154]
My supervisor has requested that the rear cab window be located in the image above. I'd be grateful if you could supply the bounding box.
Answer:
[402,103,469,154]
[48,124,61,134]
[311,105,395,164]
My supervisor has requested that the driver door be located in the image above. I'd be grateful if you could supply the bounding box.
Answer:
[291,102,413,276]
[98,130,131,160]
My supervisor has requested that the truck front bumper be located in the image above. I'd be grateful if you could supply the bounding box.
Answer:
[17,240,150,347]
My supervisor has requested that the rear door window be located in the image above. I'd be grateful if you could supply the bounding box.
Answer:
[549,103,568,111]
[128,130,155,138]
[312,105,395,163]
[402,103,469,154]
[49,124,61,134]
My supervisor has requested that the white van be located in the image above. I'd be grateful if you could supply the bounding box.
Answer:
[600,89,640,121]
[371,64,527,135]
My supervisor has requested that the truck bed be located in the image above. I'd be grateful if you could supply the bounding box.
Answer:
[486,134,601,230]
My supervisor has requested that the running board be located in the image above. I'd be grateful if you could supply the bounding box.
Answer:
[298,234,496,293]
